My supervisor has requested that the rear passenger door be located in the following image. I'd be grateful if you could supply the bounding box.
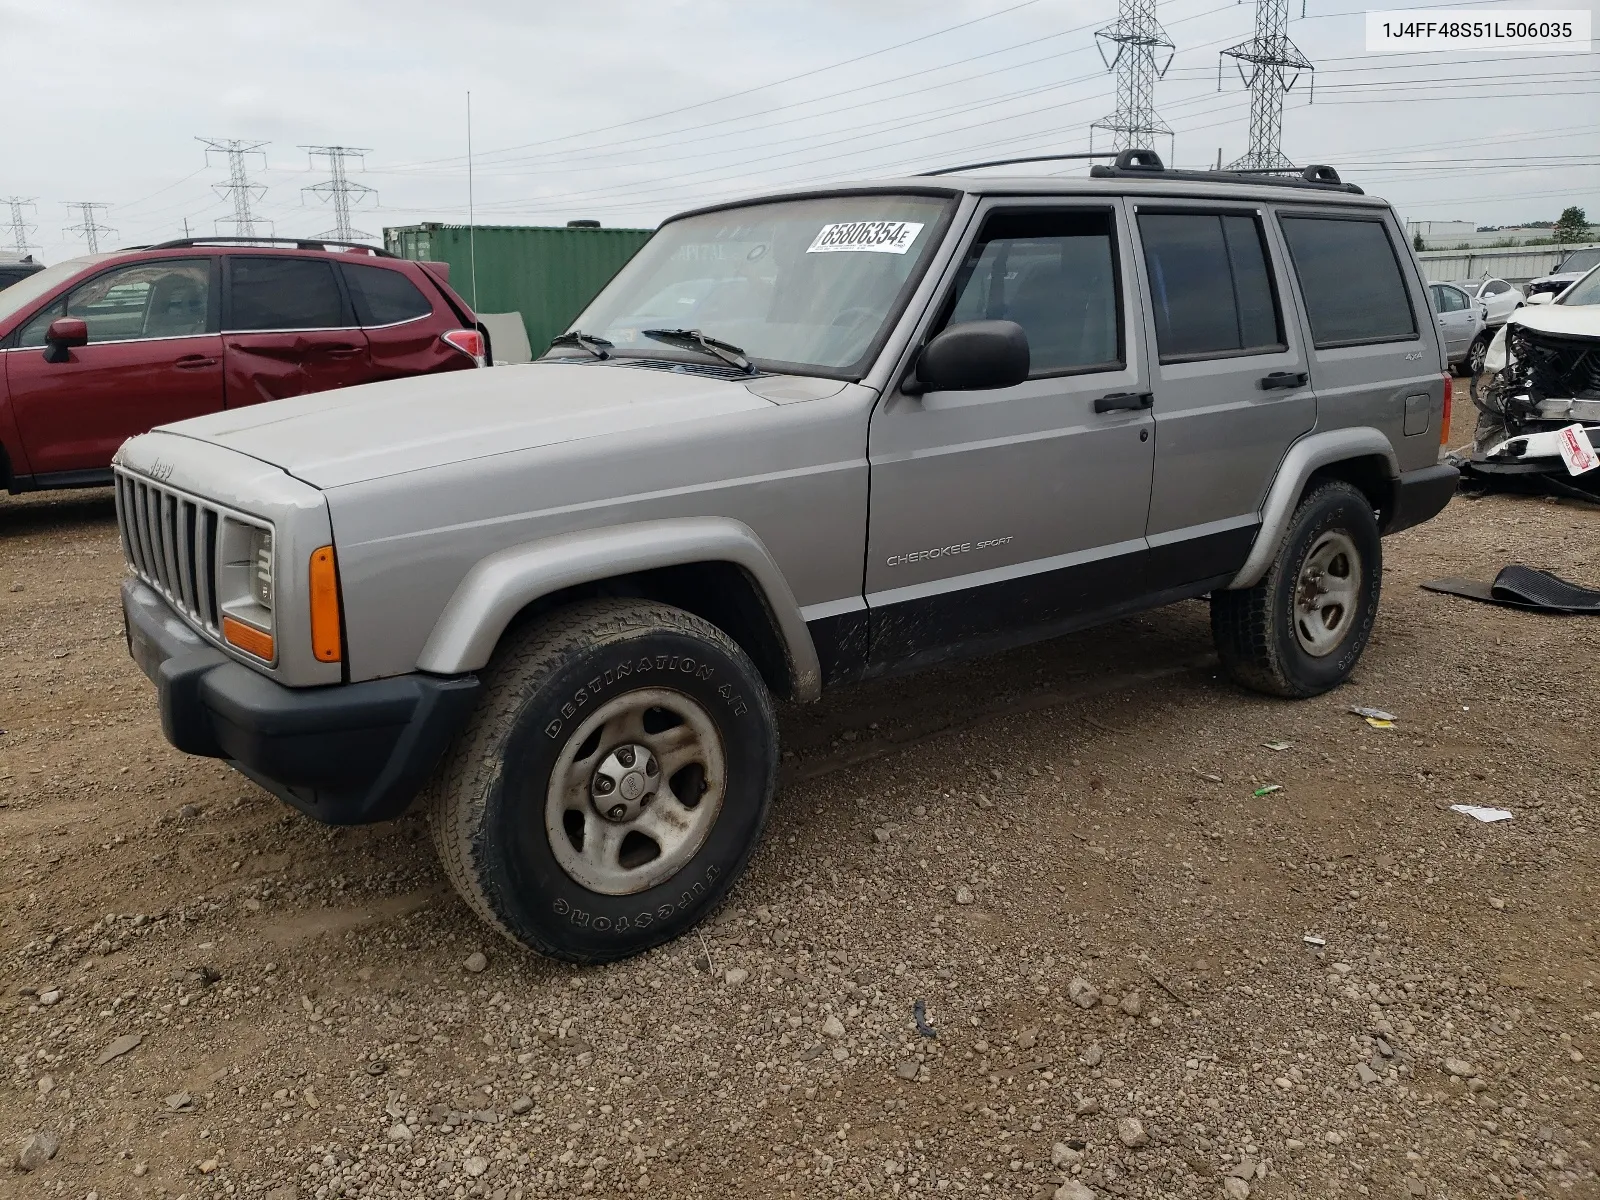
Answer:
[1428,284,1473,360]
[341,261,468,381]
[1131,204,1313,587]
[1275,211,1441,457]
[222,256,374,407]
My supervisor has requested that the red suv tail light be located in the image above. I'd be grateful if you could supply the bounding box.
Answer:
[441,328,486,367]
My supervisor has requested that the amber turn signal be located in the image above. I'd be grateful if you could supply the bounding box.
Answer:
[309,545,343,664]
[222,615,275,661]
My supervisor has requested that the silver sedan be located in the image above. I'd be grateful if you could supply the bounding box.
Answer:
[1428,281,1488,375]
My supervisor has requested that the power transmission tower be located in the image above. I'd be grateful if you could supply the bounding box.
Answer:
[64,202,115,253]
[198,137,272,237]
[1091,0,1175,155]
[300,146,377,241]
[1220,0,1314,171]
[3,197,38,253]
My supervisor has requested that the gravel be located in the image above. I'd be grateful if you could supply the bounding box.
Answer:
[1,472,1597,1197]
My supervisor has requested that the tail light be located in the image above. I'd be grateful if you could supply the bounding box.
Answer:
[1440,371,1453,446]
[441,328,486,367]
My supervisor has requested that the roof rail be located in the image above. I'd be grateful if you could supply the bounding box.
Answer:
[146,236,398,256]
[917,151,1118,177]
[1089,149,1364,193]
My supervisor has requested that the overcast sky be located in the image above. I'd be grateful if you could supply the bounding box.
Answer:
[2,0,1595,264]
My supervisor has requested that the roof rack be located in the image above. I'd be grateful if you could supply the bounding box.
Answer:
[146,236,398,256]
[1087,149,1364,194]
[917,148,1362,193]
[917,151,1118,177]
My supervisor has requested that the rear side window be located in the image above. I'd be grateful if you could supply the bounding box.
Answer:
[227,257,346,331]
[343,263,433,326]
[1278,216,1417,347]
[941,208,1122,376]
[1430,285,1465,313]
[1138,212,1283,361]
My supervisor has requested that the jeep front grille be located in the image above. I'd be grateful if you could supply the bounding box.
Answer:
[114,472,224,635]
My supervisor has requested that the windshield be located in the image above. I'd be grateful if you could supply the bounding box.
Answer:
[0,255,109,326]
[1559,264,1600,306]
[563,194,953,377]
[1555,248,1600,275]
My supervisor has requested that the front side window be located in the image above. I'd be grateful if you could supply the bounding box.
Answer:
[1279,215,1418,347]
[566,193,953,377]
[939,209,1121,376]
[1559,265,1600,307]
[228,257,346,331]
[1484,280,1509,296]
[1138,212,1283,361]
[1557,248,1600,275]
[1430,284,1466,313]
[343,263,433,326]
[18,259,211,347]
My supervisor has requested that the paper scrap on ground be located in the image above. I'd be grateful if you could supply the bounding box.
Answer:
[1253,784,1283,796]
[1350,706,1397,722]
[1264,740,1291,751]
[1303,935,1326,947]
[1365,717,1395,729]
[1449,804,1513,823]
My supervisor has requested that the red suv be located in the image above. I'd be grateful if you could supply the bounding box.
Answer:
[0,238,486,493]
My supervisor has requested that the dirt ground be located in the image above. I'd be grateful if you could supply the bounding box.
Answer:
[1,424,1597,1199]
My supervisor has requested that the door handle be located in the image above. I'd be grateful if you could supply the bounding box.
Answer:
[1093,391,1153,413]
[174,355,218,369]
[322,345,363,357]
[1259,371,1308,391]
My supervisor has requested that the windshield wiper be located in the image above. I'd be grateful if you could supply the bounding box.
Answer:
[641,328,756,374]
[548,330,613,360]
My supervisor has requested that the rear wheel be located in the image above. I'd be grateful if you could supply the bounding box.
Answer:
[1211,481,1382,698]
[427,598,777,963]
[1465,332,1491,378]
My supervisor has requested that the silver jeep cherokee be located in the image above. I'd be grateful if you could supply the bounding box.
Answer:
[114,151,1458,962]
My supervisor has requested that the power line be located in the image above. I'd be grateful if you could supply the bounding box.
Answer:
[3,197,38,253]
[301,146,377,241]
[63,202,115,254]
[198,137,271,237]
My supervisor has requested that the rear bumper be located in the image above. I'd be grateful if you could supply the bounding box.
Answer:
[122,578,479,825]
[1386,463,1459,535]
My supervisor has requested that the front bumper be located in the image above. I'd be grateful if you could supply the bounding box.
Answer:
[1385,463,1459,534]
[122,578,480,825]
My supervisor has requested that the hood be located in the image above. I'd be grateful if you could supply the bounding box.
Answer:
[1505,304,1600,340]
[157,360,840,490]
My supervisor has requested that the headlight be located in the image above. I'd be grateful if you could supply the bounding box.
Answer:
[250,526,274,610]
[217,517,277,663]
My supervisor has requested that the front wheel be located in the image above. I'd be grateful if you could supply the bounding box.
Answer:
[427,598,778,963]
[1211,481,1382,698]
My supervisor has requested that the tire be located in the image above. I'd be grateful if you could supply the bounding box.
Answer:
[426,598,778,963]
[1211,481,1382,698]
[1465,333,1490,378]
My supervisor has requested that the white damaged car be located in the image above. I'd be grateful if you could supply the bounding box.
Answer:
[1465,264,1600,495]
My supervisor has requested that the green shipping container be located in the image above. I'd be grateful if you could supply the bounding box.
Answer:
[383,222,654,358]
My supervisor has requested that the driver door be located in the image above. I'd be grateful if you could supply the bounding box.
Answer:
[6,257,223,477]
[864,199,1155,674]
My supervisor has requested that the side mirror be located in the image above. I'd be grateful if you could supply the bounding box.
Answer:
[906,319,1029,395]
[42,317,89,364]
[1525,292,1555,306]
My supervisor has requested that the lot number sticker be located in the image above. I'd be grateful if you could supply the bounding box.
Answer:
[807,220,925,255]
[1556,422,1599,476]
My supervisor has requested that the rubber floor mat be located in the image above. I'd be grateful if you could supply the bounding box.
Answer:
[1422,565,1600,613]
